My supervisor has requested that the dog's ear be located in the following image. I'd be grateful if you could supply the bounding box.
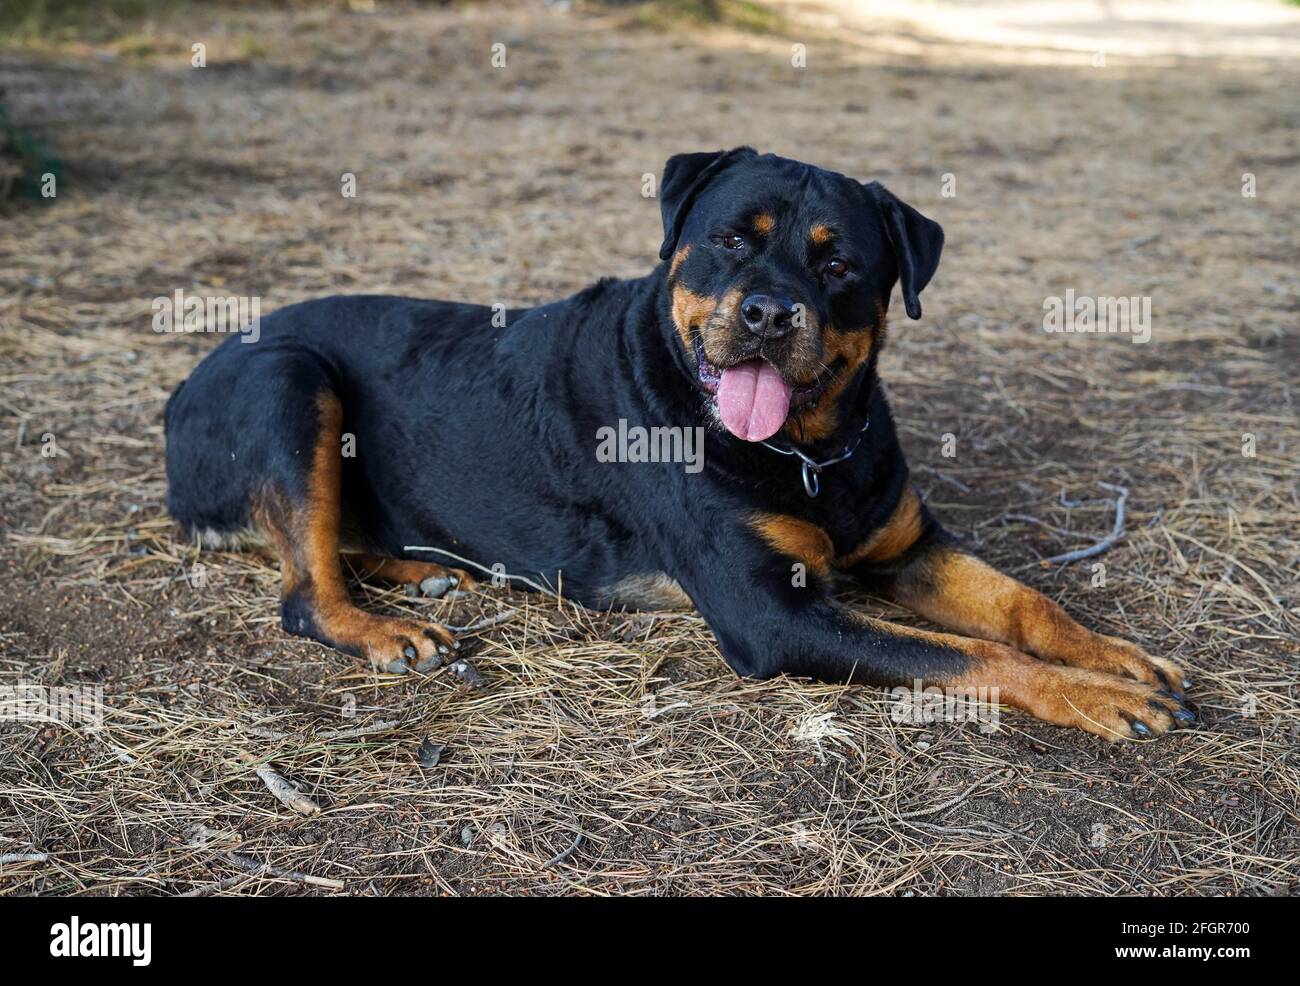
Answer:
[865,181,944,320]
[658,147,755,261]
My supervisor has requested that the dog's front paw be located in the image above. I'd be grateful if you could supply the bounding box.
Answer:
[1018,663,1196,742]
[1059,634,1189,697]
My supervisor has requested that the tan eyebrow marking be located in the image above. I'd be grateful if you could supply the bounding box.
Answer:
[809,224,834,245]
[753,213,775,235]
[670,245,691,278]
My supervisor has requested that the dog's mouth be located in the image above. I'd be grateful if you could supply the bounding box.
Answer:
[693,337,835,442]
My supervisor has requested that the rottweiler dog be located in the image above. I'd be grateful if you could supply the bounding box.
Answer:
[166,147,1195,741]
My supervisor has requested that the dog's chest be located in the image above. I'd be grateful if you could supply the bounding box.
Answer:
[760,460,883,550]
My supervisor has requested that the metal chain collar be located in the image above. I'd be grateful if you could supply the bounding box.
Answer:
[759,414,871,497]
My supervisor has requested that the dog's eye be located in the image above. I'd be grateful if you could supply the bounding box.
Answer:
[718,234,746,251]
[825,258,849,277]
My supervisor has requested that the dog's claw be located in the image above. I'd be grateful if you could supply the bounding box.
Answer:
[1173,708,1197,723]
[1131,721,1152,738]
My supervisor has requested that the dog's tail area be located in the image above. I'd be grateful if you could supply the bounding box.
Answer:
[163,375,187,432]
[164,373,264,550]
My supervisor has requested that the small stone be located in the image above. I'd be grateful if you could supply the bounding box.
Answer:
[448,659,484,689]
[418,738,444,769]
[419,574,456,598]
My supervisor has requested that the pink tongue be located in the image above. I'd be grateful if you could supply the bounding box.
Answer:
[716,360,793,442]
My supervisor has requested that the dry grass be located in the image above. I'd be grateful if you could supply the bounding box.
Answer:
[1,1,1298,896]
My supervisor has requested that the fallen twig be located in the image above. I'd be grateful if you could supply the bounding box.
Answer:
[181,853,345,894]
[850,769,1009,830]
[542,825,583,868]
[238,753,321,816]
[1043,482,1128,566]
[446,610,518,634]
[240,718,401,741]
[404,545,559,597]
[0,852,48,865]
[184,825,342,892]
[224,852,345,889]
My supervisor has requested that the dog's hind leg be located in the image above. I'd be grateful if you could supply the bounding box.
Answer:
[258,392,460,673]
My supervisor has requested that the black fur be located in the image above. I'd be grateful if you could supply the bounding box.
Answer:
[165,149,966,685]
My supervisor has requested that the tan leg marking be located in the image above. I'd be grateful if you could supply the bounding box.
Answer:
[752,513,834,576]
[259,394,458,671]
[342,553,476,590]
[946,640,1188,742]
[850,615,1186,741]
[894,546,1186,693]
[837,487,924,568]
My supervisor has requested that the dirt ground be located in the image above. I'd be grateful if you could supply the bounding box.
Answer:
[1,1,1298,896]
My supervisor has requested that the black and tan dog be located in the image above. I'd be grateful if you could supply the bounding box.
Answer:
[166,147,1194,741]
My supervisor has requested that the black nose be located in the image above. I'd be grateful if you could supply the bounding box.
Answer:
[739,294,798,339]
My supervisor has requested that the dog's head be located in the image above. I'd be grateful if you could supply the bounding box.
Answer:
[658,148,943,443]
